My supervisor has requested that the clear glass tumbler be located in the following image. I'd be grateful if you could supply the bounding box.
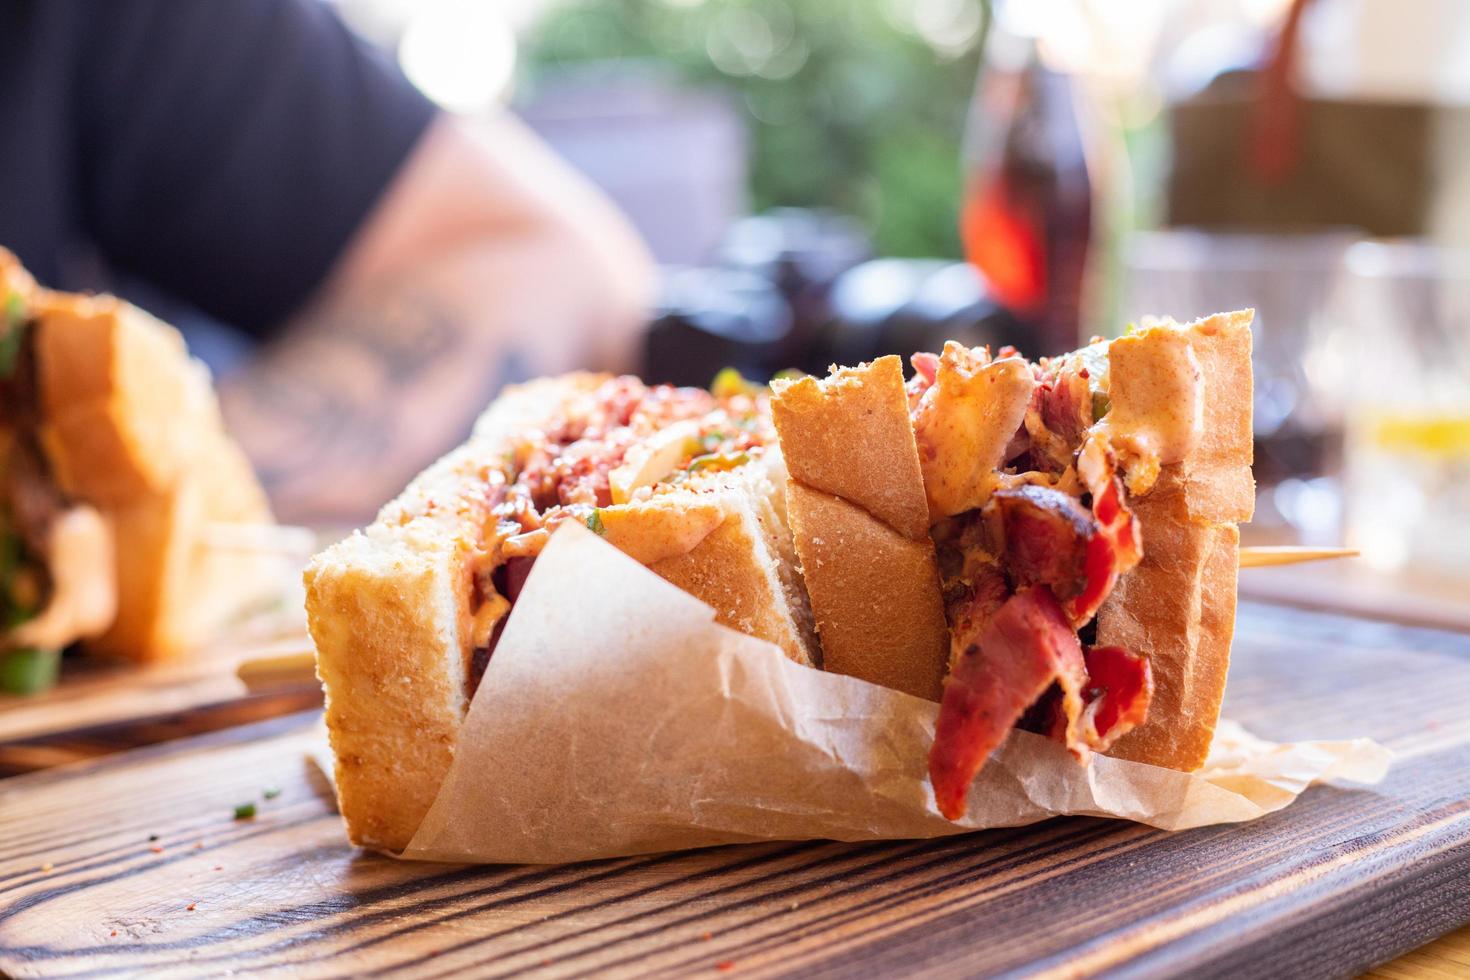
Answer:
[1332,242,1470,579]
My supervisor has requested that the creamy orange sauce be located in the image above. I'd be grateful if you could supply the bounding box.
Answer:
[7,505,116,650]
[1094,327,1203,496]
[911,342,1036,521]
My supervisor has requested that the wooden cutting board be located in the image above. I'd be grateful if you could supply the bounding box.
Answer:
[0,634,320,778]
[1,601,1468,979]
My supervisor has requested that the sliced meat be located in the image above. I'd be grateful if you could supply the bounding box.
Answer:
[986,470,1140,628]
[911,351,939,388]
[942,555,1009,643]
[1079,645,1152,750]
[1067,440,1142,624]
[929,585,1082,820]
[989,484,1094,601]
[1038,364,1091,452]
[502,556,535,604]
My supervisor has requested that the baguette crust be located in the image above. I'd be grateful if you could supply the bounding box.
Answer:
[650,500,815,667]
[1098,310,1255,770]
[771,356,931,540]
[308,375,816,851]
[310,377,605,852]
[772,357,949,699]
[785,480,947,700]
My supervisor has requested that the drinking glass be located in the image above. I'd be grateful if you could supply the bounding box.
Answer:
[1120,230,1357,542]
[1331,242,1470,579]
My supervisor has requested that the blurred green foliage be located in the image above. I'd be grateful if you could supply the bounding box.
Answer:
[520,0,987,258]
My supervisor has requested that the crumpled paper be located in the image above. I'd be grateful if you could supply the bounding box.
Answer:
[399,524,1389,865]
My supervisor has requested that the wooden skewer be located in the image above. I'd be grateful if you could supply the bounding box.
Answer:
[236,647,317,693]
[1238,546,1359,568]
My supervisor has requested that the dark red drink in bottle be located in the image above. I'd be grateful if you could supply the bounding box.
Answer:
[960,31,1093,357]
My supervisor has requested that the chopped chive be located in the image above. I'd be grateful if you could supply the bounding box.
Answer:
[233,802,257,821]
[585,510,606,536]
[262,786,281,800]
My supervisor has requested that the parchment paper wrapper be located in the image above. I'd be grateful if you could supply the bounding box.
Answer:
[399,524,1390,865]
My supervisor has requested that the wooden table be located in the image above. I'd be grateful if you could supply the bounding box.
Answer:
[1,600,1468,978]
[0,635,320,778]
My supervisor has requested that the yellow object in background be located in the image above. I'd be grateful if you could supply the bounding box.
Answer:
[1368,412,1470,458]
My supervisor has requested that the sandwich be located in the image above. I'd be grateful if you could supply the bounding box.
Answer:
[307,311,1252,847]
[0,248,279,690]
[306,371,817,851]
[770,311,1254,817]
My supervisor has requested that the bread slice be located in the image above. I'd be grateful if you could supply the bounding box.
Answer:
[770,314,1254,769]
[306,376,817,851]
[784,480,947,699]
[1098,310,1255,770]
[5,259,280,661]
[771,356,949,700]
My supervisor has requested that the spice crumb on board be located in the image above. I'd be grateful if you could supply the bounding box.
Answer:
[149,845,164,854]
[716,961,737,972]
[214,865,223,871]
[39,862,53,873]
[148,834,159,842]
[702,932,712,941]
[110,931,118,938]
[186,903,197,912]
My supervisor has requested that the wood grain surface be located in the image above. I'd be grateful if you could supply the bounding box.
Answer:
[0,635,321,777]
[0,601,1468,979]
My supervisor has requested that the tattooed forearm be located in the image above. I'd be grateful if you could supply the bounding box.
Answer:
[220,291,529,524]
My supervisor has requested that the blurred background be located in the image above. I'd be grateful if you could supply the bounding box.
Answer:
[331,0,1470,597]
[37,0,1469,605]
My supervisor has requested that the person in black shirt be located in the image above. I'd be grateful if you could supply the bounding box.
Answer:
[0,0,653,522]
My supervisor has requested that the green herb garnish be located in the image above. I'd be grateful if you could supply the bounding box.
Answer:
[0,648,60,696]
[233,802,257,821]
[0,295,27,379]
[772,368,805,382]
[688,451,750,473]
[1072,340,1111,422]
[585,510,606,536]
[262,786,282,800]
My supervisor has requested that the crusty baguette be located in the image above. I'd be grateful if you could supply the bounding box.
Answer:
[772,356,931,540]
[5,262,280,661]
[771,314,1254,765]
[772,356,949,700]
[308,375,603,851]
[307,375,817,851]
[1098,310,1255,770]
[784,480,946,699]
